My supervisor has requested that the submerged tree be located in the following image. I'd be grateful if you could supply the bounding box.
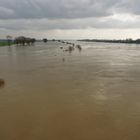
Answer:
[43,38,48,43]
[14,36,36,46]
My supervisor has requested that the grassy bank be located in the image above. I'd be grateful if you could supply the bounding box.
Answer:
[0,41,14,47]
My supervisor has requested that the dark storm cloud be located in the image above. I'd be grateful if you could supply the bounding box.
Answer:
[0,0,122,19]
[1,16,140,32]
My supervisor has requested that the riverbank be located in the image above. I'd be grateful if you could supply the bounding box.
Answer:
[0,41,14,47]
[78,39,140,44]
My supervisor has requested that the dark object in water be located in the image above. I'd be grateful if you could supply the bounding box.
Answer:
[62,58,65,62]
[64,46,75,52]
[76,45,82,51]
[0,79,5,88]
[68,46,74,51]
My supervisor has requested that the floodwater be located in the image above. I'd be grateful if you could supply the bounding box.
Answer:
[0,41,140,140]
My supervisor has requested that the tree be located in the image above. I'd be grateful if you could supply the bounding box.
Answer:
[6,35,12,46]
[43,38,48,43]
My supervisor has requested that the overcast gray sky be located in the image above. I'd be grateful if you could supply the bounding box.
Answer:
[0,0,140,39]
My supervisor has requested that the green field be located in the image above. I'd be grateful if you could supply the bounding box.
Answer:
[0,41,14,47]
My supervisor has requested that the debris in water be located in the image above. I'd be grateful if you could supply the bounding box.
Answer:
[0,79,5,88]
[62,58,65,62]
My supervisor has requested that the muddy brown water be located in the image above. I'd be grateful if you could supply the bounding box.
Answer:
[0,41,140,140]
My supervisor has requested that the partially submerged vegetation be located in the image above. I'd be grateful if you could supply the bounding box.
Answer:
[43,38,48,43]
[0,36,36,47]
[78,38,140,44]
[54,40,82,52]
[0,41,14,47]
[15,36,36,46]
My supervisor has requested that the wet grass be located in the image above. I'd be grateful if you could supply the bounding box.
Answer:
[0,42,14,47]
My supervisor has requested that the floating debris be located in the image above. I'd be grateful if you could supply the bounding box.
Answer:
[76,45,82,51]
[0,79,5,88]
[62,58,65,62]
[68,46,74,51]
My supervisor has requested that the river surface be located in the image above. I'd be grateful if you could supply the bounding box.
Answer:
[0,41,140,140]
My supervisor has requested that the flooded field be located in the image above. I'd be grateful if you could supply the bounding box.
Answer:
[0,41,140,140]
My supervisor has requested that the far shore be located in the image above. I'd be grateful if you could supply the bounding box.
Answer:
[78,39,140,44]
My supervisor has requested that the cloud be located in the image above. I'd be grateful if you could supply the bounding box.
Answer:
[114,0,140,15]
[0,0,140,39]
[0,0,121,19]
[0,0,140,20]
[1,14,140,32]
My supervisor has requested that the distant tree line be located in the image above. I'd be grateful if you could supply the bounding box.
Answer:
[78,38,140,44]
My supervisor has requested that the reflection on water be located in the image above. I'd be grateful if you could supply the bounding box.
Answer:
[0,41,140,140]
